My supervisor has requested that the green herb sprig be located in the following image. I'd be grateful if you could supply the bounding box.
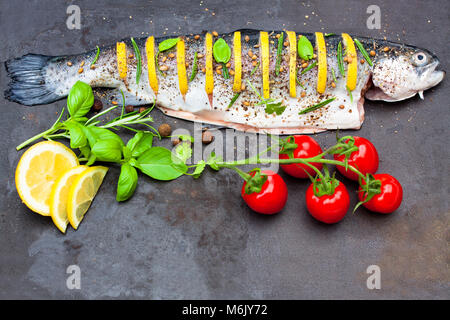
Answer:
[130,38,142,84]
[299,97,336,115]
[189,52,198,82]
[247,80,286,115]
[300,61,317,75]
[354,38,373,66]
[213,38,231,79]
[91,46,100,65]
[337,41,345,77]
[275,32,284,76]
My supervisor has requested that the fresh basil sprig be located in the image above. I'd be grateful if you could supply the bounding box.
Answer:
[298,36,314,60]
[117,163,138,202]
[213,38,231,79]
[158,38,180,52]
[67,81,94,118]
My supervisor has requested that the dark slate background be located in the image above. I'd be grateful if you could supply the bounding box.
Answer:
[0,0,448,299]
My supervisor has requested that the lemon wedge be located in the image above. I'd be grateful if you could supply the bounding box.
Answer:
[50,165,88,233]
[15,141,79,216]
[67,166,108,229]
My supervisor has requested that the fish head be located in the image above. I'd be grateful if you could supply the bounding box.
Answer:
[366,47,445,101]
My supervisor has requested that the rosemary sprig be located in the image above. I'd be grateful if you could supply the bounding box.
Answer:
[250,61,259,76]
[354,38,373,66]
[324,33,335,37]
[346,86,353,103]
[189,52,198,82]
[155,51,164,77]
[130,38,142,84]
[301,61,317,75]
[337,41,345,77]
[299,97,336,115]
[227,92,241,109]
[91,46,100,65]
[275,32,284,76]
[222,62,229,79]
[296,67,306,89]
[331,68,337,83]
[246,80,286,115]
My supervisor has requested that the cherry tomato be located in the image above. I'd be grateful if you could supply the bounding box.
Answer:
[241,170,288,214]
[358,174,403,214]
[334,136,379,181]
[280,135,323,178]
[305,180,350,224]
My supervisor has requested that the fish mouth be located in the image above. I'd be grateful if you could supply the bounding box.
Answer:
[417,61,445,99]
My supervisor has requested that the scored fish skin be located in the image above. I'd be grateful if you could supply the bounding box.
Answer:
[4,29,444,134]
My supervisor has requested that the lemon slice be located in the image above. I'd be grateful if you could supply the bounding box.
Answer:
[67,166,108,229]
[176,38,188,97]
[116,42,127,79]
[146,36,158,95]
[232,31,242,92]
[15,141,79,216]
[341,33,357,91]
[260,31,270,99]
[315,32,327,94]
[286,31,297,98]
[50,165,88,233]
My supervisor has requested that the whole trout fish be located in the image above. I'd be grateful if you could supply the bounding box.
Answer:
[4,29,445,134]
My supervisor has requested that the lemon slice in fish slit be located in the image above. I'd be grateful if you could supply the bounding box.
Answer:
[116,42,127,80]
[177,39,188,97]
[286,31,297,98]
[315,32,327,94]
[342,33,357,91]
[232,31,242,92]
[146,36,158,95]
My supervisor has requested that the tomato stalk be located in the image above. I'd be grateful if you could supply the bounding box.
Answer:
[212,135,380,210]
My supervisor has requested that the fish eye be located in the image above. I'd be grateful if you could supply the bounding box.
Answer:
[412,52,428,66]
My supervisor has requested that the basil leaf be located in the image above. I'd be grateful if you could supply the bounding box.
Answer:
[82,126,124,148]
[158,38,179,52]
[91,139,123,162]
[65,121,87,149]
[192,160,206,178]
[79,145,91,159]
[136,147,187,181]
[116,163,138,202]
[213,38,231,63]
[297,36,314,60]
[126,132,154,157]
[86,153,96,166]
[206,151,222,171]
[172,134,194,143]
[122,146,132,161]
[265,102,286,115]
[175,142,192,163]
[67,81,94,118]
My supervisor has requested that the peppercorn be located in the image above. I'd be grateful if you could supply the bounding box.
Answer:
[202,130,214,144]
[172,138,181,146]
[139,107,146,113]
[158,123,172,137]
[125,105,134,113]
[92,99,103,112]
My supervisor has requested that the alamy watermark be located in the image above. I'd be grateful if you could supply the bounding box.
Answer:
[366,265,381,290]
[66,5,81,30]
[366,5,381,29]
[172,122,280,171]
[66,264,81,290]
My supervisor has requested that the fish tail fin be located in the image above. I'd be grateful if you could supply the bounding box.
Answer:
[4,54,63,106]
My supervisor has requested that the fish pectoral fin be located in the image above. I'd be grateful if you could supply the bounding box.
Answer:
[418,91,424,100]
[93,87,155,106]
[365,87,416,102]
